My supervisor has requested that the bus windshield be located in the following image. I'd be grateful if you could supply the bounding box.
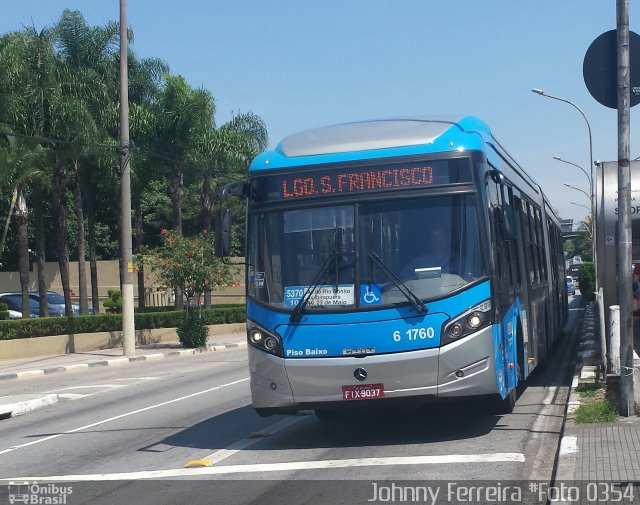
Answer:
[247,194,485,310]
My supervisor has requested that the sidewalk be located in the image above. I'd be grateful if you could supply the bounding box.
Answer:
[555,300,640,483]
[0,331,246,418]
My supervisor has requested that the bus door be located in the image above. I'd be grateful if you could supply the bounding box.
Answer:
[488,178,524,387]
[513,193,549,371]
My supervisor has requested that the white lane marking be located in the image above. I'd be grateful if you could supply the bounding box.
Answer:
[559,436,578,455]
[45,377,162,394]
[541,385,558,405]
[47,384,127,392]
[0,378,249,457]
[112,377,161,381]
[57,393,93,400]
[3,453,526,481]
[201,416,306,465]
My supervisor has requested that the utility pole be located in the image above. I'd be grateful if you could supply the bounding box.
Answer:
[617,0,634,416]
[120,0,135,356]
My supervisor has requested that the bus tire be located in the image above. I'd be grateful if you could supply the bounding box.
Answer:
[493,387,517,415]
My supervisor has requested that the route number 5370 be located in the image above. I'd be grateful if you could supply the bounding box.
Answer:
[393,328,435,341]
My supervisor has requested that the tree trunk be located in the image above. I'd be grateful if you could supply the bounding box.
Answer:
[33,182,48,317]
[15,189,30,319]
[201,174,213,308]
[134,195,145,309]
[86,186,100,314]
[171,162,184,310]
[53,162,72,317]
[116,177,125,290]
[73,161,88,314]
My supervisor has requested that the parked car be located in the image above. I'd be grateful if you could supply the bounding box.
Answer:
[0,293,41,318]
[29,291,82,316]
[566,276,576,295]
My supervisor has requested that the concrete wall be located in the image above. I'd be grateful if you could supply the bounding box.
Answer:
[0,323,246,360]
[0,259,245,311]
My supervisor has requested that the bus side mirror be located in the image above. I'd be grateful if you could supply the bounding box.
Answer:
[215,208,231,258]
[489,169,504,184]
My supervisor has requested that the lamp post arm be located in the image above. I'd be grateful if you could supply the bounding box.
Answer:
[537,92,593,171]
[563,183,590,200]
[553,157,592,188]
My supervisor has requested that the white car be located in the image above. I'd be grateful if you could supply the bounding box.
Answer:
[566,276,576,295]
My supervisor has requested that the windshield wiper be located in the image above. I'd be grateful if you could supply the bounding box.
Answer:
[290,249,340,323]
[368,250,428,313]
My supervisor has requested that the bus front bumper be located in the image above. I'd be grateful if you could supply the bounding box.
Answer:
[248,326,496,414]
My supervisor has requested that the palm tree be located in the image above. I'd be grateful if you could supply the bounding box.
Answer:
[155,75,214,309]
[54,10,119,315]
[128,54,169,308]
[0,133,45,317]
[155,76,214,234]
[195,113,267,307]
[0,27,58,316]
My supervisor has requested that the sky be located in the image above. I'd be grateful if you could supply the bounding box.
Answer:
[1,1,636,226]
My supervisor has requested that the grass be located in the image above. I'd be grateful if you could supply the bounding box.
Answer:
[574,386,619,424]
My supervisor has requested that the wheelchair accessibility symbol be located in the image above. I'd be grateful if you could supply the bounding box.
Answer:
[360,284,382,305]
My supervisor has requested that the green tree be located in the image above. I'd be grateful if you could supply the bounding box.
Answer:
[195,112,267,306]
[154,75,215,309]
[0,133,46,317]
[0,26,58,316]
[139,229,239,347]
[128,54,169,309]
[54,9,119,314]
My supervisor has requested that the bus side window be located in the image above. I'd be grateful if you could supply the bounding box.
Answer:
[488,179,511,291]
[500,184,521,291]
[521,199,536,286]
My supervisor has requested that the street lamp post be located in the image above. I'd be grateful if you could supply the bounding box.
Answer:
[570,201,590,211]
[532,88,597,288]
[555,156,595,250]
[563,183,591,201]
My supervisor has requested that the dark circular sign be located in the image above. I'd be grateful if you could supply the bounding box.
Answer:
[583,30,640,109]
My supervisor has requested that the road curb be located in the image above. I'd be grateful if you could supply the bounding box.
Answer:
[0,341,247,382]
[554,301,598,481]
[0,393,60,418]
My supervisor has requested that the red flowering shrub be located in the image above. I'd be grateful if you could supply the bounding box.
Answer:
[137,229,240,348]
[138,229,239,304]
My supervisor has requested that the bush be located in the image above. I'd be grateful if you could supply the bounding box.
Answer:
[103,289,123,313]
[177,309,209,348]
[578,262,595,301]
[0,302,9,320]
[0,304,246,340]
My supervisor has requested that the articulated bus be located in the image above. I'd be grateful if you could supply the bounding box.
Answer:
[218,117,567,418]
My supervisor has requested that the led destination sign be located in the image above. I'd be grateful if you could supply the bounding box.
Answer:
[283,166,432,199]
[253,158,471,202]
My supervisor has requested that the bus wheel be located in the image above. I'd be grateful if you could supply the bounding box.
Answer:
[493,388,517,415]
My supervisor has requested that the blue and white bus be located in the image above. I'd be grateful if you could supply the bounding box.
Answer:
[218,117,567,418]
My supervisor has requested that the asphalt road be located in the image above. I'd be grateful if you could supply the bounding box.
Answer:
[0,297,582,505]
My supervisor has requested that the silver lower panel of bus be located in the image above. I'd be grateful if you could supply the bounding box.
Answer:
[249,326,496,410]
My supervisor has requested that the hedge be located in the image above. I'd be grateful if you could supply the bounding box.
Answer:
[0,305,246,341]
[578,262,595,302]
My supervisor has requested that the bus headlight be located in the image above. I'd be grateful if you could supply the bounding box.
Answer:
[247,320,283,357]
[467,312,484,329]
[441,300,492,345]
[264,337,278,350]
[450,323,464,338]
[249,329,264,344]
